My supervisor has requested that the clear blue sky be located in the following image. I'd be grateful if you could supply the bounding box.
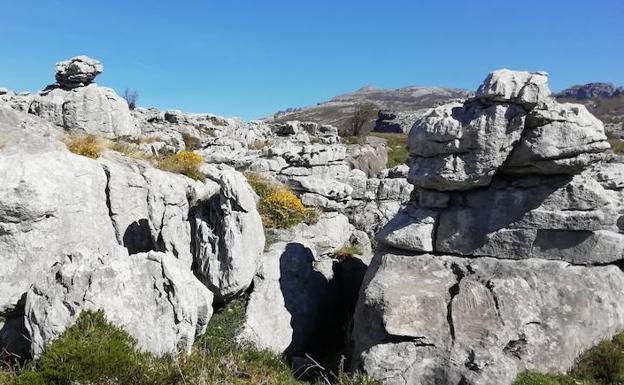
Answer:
[1,0,623,120]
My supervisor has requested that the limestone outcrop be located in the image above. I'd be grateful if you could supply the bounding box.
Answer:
[22,247,213,358]
[352,69,624,385]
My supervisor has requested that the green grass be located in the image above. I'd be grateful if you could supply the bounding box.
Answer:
[513,332,624,385]
[1,301,379,385]
[342,132,409,168]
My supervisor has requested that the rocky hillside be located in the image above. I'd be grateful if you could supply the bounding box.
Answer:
[1,58,624,385]
[267,86,470,135]
[556,82,624,135]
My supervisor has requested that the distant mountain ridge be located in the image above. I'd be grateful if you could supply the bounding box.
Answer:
[268,85,470,134]
[556,82,623,100]
[556,82,624,132]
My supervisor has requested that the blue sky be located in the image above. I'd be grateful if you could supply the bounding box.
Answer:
[1,0,623,120]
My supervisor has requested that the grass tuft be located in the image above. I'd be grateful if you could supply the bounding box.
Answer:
[64,134,103,159]
[157,150,204,181]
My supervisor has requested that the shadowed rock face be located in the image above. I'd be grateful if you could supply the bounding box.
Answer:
[353,69,624,385]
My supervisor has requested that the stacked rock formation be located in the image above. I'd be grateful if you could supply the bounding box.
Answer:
[352,69,624,385]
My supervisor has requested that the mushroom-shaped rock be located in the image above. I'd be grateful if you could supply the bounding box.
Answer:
[55,55,103,89]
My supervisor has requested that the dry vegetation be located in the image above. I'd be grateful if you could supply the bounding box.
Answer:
[245,172,319,229]
[63,134,204,180]
[158,151,204,180]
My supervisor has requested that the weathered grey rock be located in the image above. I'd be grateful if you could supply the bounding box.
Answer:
[503,103,610,174]
[268,213,354,257]
[434,170,624,264]
[408,101,526,190]
[99,153,198,266]
[0,121,117,312]
[476,69,551,108]
[346,136,388,177]
[54,56,103,89]
[21,247,213,357]
[353,252,624,385]
[237,242,332,355]
[192,164,265,301]
[29,84,138,137]
[290,176,353,201]
[376,206,437,252]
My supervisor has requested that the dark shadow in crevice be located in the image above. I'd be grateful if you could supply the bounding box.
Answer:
[0,293,31,366]
[122,218,154,254]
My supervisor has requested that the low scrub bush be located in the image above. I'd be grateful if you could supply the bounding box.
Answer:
[259,187,308,229]
[246,173,320,229]
[157,150,204,180]
[64,134,103,159]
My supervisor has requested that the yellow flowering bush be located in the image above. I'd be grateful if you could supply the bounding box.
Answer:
[158,150,204,180]
[64,134,103,159]
[259,187,307,229]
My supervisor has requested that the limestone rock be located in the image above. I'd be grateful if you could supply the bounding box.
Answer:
[29,84,138,137]
[345,136,388,177]
[408,101,526,190]
[54,56,103,89]
[503,103,610,174]
[21,247,213,357]
[352,252,624,385]
[192,164,265,301]
[476,69,551,108]
[0,126,118,312]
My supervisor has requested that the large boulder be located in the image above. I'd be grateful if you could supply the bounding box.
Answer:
[408,101,526,190]
[192,164,265,302]
[54,56,103,90]
[352,252,624,385]
[29,84,137,137]
[17,247,212,358]
[352,69,624,385]
[0,113,118,313]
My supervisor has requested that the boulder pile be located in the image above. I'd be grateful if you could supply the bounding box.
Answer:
[351,69,624,385]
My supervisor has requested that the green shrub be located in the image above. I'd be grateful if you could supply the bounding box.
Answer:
[571,334,624,384]
[157,150,204,180]
[64,134,103,159]
[1,302,380,385]
[12,310,163,385]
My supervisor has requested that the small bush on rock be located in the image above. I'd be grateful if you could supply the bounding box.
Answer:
[259,187,307,229]
[157,150,204,180]
[64,134,103,159]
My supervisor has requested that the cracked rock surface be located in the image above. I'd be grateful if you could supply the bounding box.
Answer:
[353,69,624,385]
